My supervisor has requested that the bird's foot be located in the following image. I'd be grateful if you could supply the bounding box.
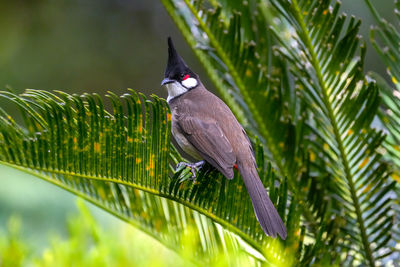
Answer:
[176,160,205,181]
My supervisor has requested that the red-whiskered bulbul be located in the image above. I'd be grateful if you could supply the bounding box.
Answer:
[161,37,287,239]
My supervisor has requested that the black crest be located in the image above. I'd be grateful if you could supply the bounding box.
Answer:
[165,37,193,79]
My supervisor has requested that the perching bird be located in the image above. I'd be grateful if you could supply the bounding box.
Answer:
[161,37,287,239]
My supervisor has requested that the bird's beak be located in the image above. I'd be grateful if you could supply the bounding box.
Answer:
[161,78,174,86]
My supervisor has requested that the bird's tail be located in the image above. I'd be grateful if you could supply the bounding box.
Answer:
[237,161,287,239]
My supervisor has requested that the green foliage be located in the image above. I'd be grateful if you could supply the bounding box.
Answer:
[161,0,318,256]
[0,216,28,267]
[161,0,399,265]
[365,0,400,252]
[34,201,192,267]
[0,200,283,266]
[366,0,400,173]
[0,201,191,267]
[0,89,297,265]
[1,0,400,266]
[266,1,396,265]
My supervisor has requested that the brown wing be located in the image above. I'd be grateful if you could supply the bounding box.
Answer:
[178,117,236,179]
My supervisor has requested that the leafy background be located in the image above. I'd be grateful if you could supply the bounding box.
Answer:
[0,0,398,266]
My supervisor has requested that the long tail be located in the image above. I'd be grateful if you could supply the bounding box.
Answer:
[237,161,287,239]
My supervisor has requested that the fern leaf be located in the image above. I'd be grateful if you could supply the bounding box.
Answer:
[0,89,300,264]
[366,0,400,172]
[365,0,400,253]
[265,0,396,265]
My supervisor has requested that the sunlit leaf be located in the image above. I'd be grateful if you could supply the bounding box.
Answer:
[0,89,299,265]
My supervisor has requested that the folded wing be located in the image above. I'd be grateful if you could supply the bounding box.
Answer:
[178,117,236,179]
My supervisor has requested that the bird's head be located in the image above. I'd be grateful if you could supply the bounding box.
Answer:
[161,38,199,96]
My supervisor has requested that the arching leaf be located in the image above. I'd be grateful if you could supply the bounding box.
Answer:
[0,89,300,265]
[365,0,400,174]
[264,0,397,265]
[365,0,400,252]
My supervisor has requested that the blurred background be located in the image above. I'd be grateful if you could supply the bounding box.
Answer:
[0,0,395,263]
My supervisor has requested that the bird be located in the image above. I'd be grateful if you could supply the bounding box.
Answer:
[161,37,287,239]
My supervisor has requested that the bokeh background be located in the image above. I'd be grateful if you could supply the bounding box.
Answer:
[0,0,395,262]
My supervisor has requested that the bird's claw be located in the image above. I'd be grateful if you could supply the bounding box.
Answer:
[176,160,205,181]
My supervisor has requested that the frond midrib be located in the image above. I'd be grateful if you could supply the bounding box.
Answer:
[290,0,375,265]
[0,160,265,255]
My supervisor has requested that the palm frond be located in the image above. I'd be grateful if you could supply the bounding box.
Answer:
[263,0,397,265]
[365,0,400,172]
[160,0,398,264]
[159,3,337,256]
[365,0,400,252]
[0,89,301,264]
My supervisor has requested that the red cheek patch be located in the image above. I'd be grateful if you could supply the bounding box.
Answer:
[183,74,190,80]
[234,164,238,170]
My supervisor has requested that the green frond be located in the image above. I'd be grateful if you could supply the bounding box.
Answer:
[365,0,400,251]
[1,0,397,265]
[160,4,332,258]
[0,89,301,265]
[264,0,397,265]
[365,0,400,170]
[160,0,398,264]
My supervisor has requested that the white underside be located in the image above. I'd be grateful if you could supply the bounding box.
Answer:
[172,121,203,160]
[165,82,188,102]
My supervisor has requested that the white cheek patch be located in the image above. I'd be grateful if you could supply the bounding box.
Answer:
[182,77,198,89]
